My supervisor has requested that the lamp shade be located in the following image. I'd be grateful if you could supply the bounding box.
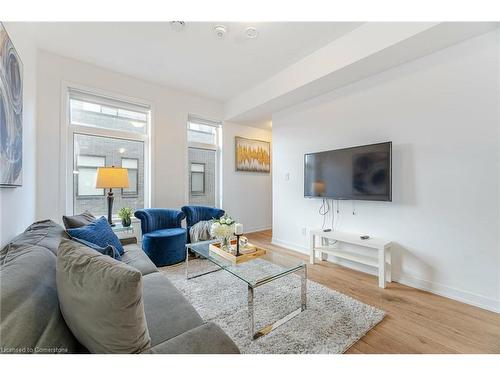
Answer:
[96,167,129,189]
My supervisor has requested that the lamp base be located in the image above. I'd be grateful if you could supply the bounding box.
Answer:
[107,189,114,226]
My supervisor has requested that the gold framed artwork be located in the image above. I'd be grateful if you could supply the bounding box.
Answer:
[235,136,271,173]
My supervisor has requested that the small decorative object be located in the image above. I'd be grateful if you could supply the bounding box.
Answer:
[95,166,129,226]
[239,236,249,248]
[118,207,133,227]
[234,223,243,256]
[235,136,270,173]
[0,23,23,187]
[210,214,236,252]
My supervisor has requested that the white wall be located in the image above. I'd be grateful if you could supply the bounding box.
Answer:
[222,122,272,232]
[36,50,223,222]
[0,23,37,247]
[36,51,273,234]
[272,30,500,312]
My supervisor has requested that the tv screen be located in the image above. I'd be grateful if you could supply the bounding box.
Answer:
[304,142,392,201]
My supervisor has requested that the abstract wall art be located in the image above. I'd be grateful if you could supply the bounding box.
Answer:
[0,22,23,187]
[235,136,270,173]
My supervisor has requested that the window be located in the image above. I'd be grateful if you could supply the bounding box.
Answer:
[76,155,105,197]
[70,93,147,135]
[68,88,150,216]
[188,122,217,145]
[190,163,205,195]
[187,116,221,207]
[122,158,139,196]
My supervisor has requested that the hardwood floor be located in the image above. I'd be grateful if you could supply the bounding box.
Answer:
[246,230,500,354]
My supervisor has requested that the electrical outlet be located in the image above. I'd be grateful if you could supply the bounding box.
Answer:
[301,227,307,236]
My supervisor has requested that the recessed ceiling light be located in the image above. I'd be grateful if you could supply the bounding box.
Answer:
[214,25,227,39]
[170,21,186,31]
[245,27,258,39]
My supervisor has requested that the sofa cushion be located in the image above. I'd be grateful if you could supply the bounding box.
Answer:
[62,211,96,229]
[6,220,69,255]
[148,322,240,354]
[66,216,124,255]
[0,241,78,353]
[56,239,151,353]
[142,272,203,346]
[121,243,158,276]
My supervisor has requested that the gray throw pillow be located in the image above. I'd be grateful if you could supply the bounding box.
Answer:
[62,211,96,229]
[56,239,151,353]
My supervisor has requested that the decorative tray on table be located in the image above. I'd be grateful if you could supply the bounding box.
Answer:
[209,239,266,264]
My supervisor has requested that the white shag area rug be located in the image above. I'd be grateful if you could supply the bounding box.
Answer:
[160,258,385,354]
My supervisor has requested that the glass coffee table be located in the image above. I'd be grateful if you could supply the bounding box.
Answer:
[185,240,307,340]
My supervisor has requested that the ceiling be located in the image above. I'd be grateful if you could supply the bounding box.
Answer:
[28,22,363,101]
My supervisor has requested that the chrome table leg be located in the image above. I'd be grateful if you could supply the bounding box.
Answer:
[250,265,308,340]
[185,245,189,280]
[248,285,255,340]
[301,264,307,311]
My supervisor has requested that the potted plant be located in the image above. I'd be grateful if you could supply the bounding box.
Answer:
[118,207,133,227]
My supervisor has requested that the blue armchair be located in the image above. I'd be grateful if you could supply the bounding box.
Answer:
[134,209,187,266]
[181,205,225,243]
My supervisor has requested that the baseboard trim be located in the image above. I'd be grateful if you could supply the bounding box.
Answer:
[271,238,309,253]
[245,226,272,234]
[272,236,500,314]
[391,271,500,314]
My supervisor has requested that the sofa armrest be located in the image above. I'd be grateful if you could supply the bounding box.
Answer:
[146,322,239,354]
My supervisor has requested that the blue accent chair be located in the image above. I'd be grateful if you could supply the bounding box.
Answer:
[181,205,225,243]
[134,209,187,266]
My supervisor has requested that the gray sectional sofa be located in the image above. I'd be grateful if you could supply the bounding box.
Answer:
[0,220,239,354]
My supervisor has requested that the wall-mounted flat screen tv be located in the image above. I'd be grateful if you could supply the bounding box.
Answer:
[304,141,392,201]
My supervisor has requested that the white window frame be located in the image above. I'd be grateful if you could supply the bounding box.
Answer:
[121,157,140,197]
[186,115,222,208]
[60,82,153,217]
[75,154,106,197]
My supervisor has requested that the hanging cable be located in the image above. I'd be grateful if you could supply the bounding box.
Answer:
[319,198,330,229]
[322,199,336,246]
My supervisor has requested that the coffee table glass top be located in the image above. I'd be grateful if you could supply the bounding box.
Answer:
[111,223,134,233]
[186,239,305,287]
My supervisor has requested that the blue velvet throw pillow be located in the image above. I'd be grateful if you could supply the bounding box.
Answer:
[67,216,125,255]
[71,237,122,261]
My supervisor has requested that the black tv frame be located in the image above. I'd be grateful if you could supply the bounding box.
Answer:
[304,141,392,202]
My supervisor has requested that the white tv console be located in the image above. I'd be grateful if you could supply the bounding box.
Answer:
[309,230,392,288]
